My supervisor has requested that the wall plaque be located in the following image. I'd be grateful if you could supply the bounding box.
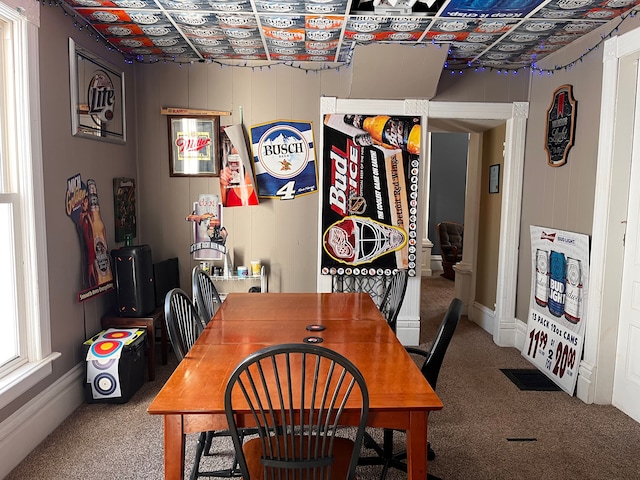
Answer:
[545,84,577,167]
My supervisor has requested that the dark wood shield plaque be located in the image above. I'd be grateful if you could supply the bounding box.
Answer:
[545,84,577,167]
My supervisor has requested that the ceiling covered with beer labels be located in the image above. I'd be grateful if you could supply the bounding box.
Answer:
[59,0,640,70]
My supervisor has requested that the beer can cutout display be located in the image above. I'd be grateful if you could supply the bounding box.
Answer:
[320,113,421,276]
[548,250,566,317]
[524,226,590,395]
[564,257,582,324]
[65,174,116,302]
[534,249,549,307]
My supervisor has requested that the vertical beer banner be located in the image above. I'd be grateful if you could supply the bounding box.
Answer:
[523,226,590,394]
[320,113,421,276]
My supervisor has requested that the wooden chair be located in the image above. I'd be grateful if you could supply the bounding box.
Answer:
[164,288,240,479]
[225,343,369,480]
[192,265,223,325]
[359,298,463,480]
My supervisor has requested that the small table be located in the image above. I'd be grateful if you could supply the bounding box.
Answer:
[102,307,168,381]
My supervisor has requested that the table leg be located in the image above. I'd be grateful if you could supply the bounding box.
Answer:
[406,411,428,480]
[164,415,186,480]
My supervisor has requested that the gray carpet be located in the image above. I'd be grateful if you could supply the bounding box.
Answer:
[6,276,640,479]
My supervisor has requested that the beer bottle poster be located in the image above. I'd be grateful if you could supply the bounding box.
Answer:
[65,174,115,302]
[523,226,590,395]
[320,113,421,277]
[250,120,318,200]
[220,124,259,207]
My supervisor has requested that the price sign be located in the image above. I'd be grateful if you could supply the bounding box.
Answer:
[523,226,590,395]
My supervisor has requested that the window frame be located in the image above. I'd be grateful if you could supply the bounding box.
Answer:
[0,2,58,410]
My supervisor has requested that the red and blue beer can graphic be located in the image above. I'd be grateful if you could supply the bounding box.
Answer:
[534,248,549,307]
[564,257,582,324]
[548,250,566,317]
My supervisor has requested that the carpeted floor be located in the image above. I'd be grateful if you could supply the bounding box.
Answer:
[6,276,640,479]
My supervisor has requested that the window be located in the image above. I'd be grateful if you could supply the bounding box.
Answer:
[0,2,57,409]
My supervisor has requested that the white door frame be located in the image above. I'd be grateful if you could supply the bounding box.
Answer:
[580,27,640,404]
[317,98,529,348]
[427,102,529,347]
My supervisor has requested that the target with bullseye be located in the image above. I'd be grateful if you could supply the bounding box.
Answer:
[90,340,123,358]
[93,373,118,396]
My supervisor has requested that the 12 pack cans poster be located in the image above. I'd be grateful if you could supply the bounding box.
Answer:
[320,113,421,277]
[523,226,590,395]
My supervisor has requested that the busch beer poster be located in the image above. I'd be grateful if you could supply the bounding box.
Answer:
[250,120,317,200]
[320,113,421,277]
[523,226,590,395]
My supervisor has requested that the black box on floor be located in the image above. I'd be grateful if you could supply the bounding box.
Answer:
[83,328,146,404]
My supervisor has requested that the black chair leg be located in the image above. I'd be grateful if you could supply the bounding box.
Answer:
[190,431,207,480]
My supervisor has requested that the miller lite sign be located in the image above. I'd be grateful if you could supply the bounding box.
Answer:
[250,120,318,200]
[70,39,125,143]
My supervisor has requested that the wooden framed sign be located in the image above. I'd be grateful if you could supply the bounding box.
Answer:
[545,84,577,167]
[168,115,219,177]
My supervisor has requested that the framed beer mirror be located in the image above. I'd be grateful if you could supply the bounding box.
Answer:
[69,38,126,144]
[167,115,220,177]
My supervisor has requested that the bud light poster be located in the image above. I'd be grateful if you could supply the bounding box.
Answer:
[250,120,317,200]
[523,226,590,395]
[65,174,115,302]
[320,113,421,277]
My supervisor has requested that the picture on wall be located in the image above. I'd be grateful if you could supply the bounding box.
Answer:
[69,38,126,144]
[320,114,421,277]
[113,177,136,243]
[168,115,219,176]
[65,174,115,302]
[250,120,317,200]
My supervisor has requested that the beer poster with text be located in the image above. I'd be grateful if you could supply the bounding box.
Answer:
[320,113,421,277]
[524,226,590,395]
[65,174,115,302]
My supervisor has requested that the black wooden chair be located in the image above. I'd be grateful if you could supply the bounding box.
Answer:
[359,297,463,480]
[192,265,223,325]
[164,288,240,479]
[224,343,369,480]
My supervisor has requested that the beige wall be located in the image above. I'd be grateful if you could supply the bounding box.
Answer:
[515,31,605,322]
[135,63,352,294]
[475,124,506,310]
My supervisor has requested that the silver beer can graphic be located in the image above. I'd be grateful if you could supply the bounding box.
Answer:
[548,250,566,317]
[564,257,582,324]
[535,249,549,307]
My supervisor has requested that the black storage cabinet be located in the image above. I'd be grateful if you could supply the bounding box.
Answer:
[112,244,155,317]
[83,329,146,404]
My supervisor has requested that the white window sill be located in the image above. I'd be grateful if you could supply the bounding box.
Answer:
[0,353,61,410]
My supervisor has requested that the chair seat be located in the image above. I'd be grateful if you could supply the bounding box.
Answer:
[243,435,356,479]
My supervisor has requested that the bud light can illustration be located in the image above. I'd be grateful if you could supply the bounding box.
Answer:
[548,250,566,317]
[564,257,582,324]
[535,249,549,307]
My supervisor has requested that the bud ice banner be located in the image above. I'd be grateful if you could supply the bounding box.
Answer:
[250,120,318,200]
[523,226,590,395]
[320,113,421,276]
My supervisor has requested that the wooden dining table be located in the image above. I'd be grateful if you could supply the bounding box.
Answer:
[148,292,443,479]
